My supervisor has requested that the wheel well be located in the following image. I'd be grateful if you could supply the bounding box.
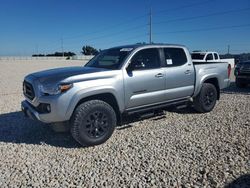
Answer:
[204,78,220,100]
[75,93,121,125]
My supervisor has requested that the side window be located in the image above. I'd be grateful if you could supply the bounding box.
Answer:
[130,48,160,70]
[206,53,213,61]
[214,53,219,60]
[163,48,187,67]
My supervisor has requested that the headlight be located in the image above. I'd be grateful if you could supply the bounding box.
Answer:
[39,83,73,95]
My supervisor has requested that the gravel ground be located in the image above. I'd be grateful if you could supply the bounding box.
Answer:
[0,60,249,187]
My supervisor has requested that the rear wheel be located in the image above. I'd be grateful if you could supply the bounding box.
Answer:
[70,100,116,146]
[193,83,217,113]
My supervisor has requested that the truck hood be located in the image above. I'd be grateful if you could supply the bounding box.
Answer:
[29,66,110,84]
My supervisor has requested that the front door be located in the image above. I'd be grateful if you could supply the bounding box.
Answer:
[123,48,166,109]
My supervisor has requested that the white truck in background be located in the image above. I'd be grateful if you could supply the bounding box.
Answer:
[191,51,235,68]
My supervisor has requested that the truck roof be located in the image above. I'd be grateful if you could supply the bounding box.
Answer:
[110,43,186,50]
[192,51,219,54]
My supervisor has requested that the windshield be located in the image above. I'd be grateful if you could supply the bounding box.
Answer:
[85,47,133,70]
[191,53,205,60]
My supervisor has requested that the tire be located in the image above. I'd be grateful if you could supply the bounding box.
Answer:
[193,83,217,113]
[236,78,247,88]
[70,100,117,147]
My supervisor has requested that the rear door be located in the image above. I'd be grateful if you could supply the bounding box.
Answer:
[124,48,166,109]
[162,47,195,101]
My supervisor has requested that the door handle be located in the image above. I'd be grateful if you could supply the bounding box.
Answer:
[155,73,164,78]
[184,70,191,75]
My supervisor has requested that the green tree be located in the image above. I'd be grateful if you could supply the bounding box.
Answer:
[82,45,98,55]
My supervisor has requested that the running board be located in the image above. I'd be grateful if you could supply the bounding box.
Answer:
[125,98,190,115]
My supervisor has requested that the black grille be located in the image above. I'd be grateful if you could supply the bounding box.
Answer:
[23,81,35,100]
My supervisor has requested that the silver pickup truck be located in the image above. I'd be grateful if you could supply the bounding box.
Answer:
[22,44,230,146]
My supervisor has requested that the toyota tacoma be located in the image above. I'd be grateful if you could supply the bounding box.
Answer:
[22,44,231,146]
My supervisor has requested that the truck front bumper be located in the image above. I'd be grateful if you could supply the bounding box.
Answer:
[21,100,42,121]
[21,100,67,123]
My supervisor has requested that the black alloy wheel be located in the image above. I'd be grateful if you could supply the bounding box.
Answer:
[71,100,117,146]
[194,83,217,113]
[84,111,109,138]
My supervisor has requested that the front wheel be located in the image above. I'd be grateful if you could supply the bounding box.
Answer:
[70,100,117,147]
[193,83,217,113]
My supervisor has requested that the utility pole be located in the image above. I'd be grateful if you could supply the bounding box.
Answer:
[149,8,152,44]
[61,37,64,57]
[227,45,230,54]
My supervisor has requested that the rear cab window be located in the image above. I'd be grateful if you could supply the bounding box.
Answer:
[163,47,187,67]
[214,53,219,60]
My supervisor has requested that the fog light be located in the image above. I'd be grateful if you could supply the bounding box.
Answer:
[37,103,51,113]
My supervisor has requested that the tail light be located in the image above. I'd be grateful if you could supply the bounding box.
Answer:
[227,64,231,78]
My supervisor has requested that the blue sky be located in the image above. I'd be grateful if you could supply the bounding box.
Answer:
[0,0,249,56]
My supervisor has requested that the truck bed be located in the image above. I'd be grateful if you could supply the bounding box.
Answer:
[193,61,230,97]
